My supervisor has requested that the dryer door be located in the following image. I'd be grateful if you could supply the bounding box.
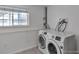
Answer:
[47,40,62,54]
[39,34,46,49]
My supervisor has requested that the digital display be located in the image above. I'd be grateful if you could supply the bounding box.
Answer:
[55,36,61,41]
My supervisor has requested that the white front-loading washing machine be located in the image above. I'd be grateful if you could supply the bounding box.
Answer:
[38,30,77,54]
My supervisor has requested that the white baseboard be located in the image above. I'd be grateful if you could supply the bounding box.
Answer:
[10,45,37,54]
[64,51,79,54]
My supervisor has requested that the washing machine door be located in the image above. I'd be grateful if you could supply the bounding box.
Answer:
[47,40,62,54]
[39,34,46,49]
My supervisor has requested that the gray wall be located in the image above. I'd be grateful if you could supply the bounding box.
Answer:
[0,31,38,53]
[0,5,44,53]
[47,5,79,52]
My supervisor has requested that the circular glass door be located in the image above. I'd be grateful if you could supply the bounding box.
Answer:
[48,43,57,54]
[39,35,46,49]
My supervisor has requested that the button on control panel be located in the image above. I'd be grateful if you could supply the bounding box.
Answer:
[52,36,54,38]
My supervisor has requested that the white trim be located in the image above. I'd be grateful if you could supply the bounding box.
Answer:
[0,28,41,34]
[64,51,78,54]
[0,6,28,12]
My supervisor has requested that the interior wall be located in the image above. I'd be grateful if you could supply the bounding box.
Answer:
[47,5,79,52]
[0,5,44,53]
[0,31,38,53]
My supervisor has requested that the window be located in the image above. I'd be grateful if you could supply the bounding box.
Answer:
[0,9,29,27]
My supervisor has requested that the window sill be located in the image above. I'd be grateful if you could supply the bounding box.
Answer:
[0,27,41,34]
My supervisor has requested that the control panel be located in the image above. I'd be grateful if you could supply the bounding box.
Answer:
[55,36,61,41]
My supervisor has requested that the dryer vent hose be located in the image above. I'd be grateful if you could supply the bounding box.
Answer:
[55,18,68,32]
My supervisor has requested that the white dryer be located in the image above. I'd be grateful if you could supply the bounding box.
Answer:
[38,30,48,53]
[38,30,77,54]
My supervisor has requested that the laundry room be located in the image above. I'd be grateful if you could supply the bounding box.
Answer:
[0,5,79,54]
